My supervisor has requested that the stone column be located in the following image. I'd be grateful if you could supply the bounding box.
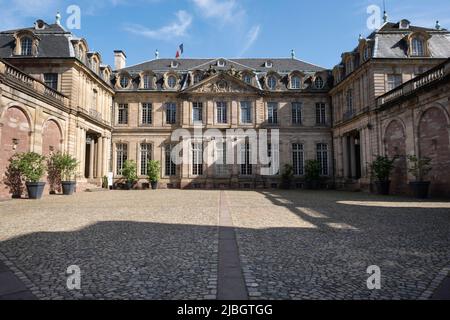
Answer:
[89,137,95,179]
[102,136,108,176]
[342,135,349,179]
[97,136,103,178]
[350,136,357,178]
[80,129,86,178]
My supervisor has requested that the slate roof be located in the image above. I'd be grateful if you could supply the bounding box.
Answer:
[122,58,325,74]
[0,23,74,58]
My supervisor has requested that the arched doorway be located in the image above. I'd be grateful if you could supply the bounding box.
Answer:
[42,119,62,156]
[419,107,450,197]
[384,120,407,194]
[0,106,31,197]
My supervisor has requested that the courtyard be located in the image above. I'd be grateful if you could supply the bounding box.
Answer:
[0,189,449,300]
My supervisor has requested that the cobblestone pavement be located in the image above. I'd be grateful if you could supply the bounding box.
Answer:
[0,189,449,300]
[0,190,219,300]
[227,190,450,300]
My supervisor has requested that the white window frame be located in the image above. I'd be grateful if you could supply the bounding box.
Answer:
[267,102,278,124]
[216,101,228,124]
[240,101,252,124]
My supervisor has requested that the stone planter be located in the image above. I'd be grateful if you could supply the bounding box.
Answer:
[375,181,391,195]
[409,181,431,199]
[26,182,46,200]
[151,181,158,190]
[61,181,76,195]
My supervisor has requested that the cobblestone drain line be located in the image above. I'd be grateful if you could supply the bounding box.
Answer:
[0,250,38,299]
[419,264,450,300]
[217,191,248,300]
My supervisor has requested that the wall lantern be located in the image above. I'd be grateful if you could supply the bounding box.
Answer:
[12,138,19,150]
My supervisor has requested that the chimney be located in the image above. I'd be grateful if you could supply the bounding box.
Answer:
[114,50,126,70]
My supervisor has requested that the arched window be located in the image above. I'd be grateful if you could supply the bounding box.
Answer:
[291,76,301,89]
[193,74,202,85]
[120,76,129,89]
[314,76,324,89]
[363,45,371,61]
[21,37,33,56]
[167,76,177,89]
[267,76,277,90]
[411,38,424,56]
[143,75,151,89]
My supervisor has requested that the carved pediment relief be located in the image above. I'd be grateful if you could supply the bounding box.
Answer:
[186,73,260,94]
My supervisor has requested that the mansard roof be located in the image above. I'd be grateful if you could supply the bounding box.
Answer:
[0,23,73,58]
[121,57,325,74]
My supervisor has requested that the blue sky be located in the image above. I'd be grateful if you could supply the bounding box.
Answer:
[0,0,449,68]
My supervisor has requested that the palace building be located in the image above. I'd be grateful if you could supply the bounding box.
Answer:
[0,16,449,198]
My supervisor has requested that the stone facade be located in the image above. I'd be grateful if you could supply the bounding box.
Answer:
[1,17,450,198]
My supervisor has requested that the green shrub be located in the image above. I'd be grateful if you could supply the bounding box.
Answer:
[305,160,321,182]
[147,160,161,183]
[407,155,432,182]
[122,160,138,183]
[50,152,78,181]
[13,152,46,183]
[370,156,396,182]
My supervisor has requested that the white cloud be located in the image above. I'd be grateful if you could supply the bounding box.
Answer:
[191,0,244,23]
[239,24,261,56]
[0,0,59,29]
[124,10,193,40]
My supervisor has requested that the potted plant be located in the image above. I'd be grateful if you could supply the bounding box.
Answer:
[15,152,47,199]
[122,160,138,190]
[370,156,396,195]
[47,153,61,195]
[305,160,321,189]
[147,160,161,190]
[54,153,78,195]
[407,155,432,199]
[4,155,25,199]
[280,164,294,189]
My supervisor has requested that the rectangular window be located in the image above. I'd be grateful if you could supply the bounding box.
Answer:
[143,75,151,89]
[317,143,329,176]
[116,143,128,175]
[240,101,252,124]
[140,143,152,176]
[387,74,402,91]
[192,142,203,176]
[215,141,228,176]
[240,142,253,176]
[267,143,280,176]
[216,101,227,124]
[346,89,353,113]
[165,144,177,176]
[44,73,58,90]
[166,103,177,124]
[92,89,97,109]
[267,102,278,124]
[192,102,203,123]
[142,103,152,125]
[293,144,304,176]
[292,102,302,125]
[316,103,326,125]
[118,104,128,125]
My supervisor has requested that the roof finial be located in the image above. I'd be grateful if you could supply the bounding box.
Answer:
[155,49,160,59]
[359,34,363,41]
[383,11,388,23]
[291,49,295,59]
[56,12,61,25]
[436,20,441,30]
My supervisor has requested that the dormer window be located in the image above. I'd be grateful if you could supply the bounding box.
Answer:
[267,76,277,90]
[21,37,33,56]
[346,59,353,75]
[167,75,177,89]
[314,76,324,89]
[399,19,411,30]
[217,60,225,67]
[120,76,129,89]
[193,73,202,84]
[171,61,179,68]
[411,38,425,56]
[363,45,371,61]
[265,61,273,68]
[291,76,301,89]
[143,75,151,89]
[243,74,252,84]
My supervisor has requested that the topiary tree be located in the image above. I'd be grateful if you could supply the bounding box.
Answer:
[122,160,138,184]
[370,156,396,182]
[47,153,62,194]
[3,154,25,198]
[147,160,161,183]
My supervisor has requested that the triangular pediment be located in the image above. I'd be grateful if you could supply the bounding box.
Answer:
[183,72,261,94]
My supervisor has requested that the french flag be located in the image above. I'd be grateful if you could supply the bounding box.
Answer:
[176,44,184,59]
